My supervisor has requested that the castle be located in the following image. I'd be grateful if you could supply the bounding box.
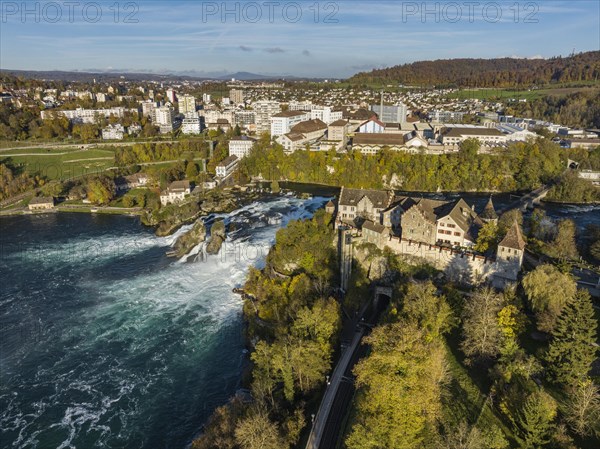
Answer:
[327,187,526,286]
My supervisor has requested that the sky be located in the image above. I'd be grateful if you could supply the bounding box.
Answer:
[1,0,599,78]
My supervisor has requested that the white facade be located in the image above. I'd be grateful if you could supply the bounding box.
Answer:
[253,100,281,134]
[216,155,239,178]
[41,107,136,124]
[358,118,385,133]
[436,216,471,247]
[497,124,537,142]
[201,110,234,125]
[202,93,212,103]
[429,110,464,123]
[270,111,310,136]
[288,101,313,111]
[179,95,196,115]
[229,89,244,104]
[102,124,125,140]
[160,181,192,206]
[229,136,256,159]
[371,103,407,123]
[181,115,202,134]
[310,107,343,125]
[155,106,174,133]
[166,89,176,103]
[234,110,255,129]
[142,101,158,118]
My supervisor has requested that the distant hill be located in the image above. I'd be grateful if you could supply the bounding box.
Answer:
[219,72,276,81]
[0,69,215,83]
[218,72,325,81]
[348,51,600,87]
[0,69,325,83]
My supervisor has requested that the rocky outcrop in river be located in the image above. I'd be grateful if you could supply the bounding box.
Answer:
[206,219,226,255]
[169,220,206,258]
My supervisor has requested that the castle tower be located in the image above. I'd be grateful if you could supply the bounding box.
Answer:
[495,221,526,281]
[479,196,498,225]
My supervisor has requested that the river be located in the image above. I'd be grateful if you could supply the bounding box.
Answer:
[0,195,328,449]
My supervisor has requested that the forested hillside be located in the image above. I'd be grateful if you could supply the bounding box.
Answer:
[348,51,600,87]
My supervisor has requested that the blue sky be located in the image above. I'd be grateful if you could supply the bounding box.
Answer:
[1,0,599,78]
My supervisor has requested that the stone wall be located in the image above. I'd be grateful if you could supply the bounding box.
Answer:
[382,236,499,285]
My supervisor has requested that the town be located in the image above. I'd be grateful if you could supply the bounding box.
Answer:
[1,72,599,215]
[1,47,599,449]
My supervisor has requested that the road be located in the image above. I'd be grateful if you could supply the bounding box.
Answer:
[305,296,386,449]
[305,324,366,449]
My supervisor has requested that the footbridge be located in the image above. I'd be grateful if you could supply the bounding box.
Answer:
[497,167,571,214]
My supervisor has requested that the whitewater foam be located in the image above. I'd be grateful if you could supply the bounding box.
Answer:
[0,195,330,449]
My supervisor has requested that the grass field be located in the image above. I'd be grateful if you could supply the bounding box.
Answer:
[1,149,116,180]
[449,86,600,101]
[0,147,115,156]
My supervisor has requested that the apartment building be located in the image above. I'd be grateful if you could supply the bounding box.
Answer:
[270,111,310,136]
[229,89,244,104]
[229,136,256,158]
[179,95,197,115]
[253,100,281,134]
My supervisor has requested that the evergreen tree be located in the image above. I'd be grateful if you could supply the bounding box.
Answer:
[516,390,557,449]
[270,180,280,193]
[545,290,598,387]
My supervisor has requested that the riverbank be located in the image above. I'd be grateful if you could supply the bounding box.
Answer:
[0,204,143,217]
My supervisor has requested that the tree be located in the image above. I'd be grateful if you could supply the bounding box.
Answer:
[402,281,454,342]
[546,219,579,261]
[86,176,115,205]
[191,398,245,449]
[185,161,199,179]
[529,208,550,241]
[270,180,280,193]
[461,287,504,364]
[136,192,146,208]
[498,209,523,236]
[522,264,577,333]
[346,322,447,449]
[459,138,480,161]
[75,123,98,142]
[234,411,286,449]
[439,421,484,449]
[142,122,158,137]
[565,378,600,437]
[545,290,598,387]
[122,195,136,208]
[474,221,499,253]
[516,390,557,449]
[592,239,600,262]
